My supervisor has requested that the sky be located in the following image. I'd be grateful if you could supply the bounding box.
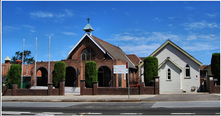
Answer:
[2,1,220,65]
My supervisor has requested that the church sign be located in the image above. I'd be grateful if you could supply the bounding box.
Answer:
[113,65,128,74]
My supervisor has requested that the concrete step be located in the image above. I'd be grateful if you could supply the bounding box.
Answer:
[65,87,80,93]
[30,86,55,89]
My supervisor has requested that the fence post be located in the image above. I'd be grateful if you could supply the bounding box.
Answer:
[12,84,17,96]
[59,80,65,95]
[48,83,53,95]
[93,82,98,95]
[139,82,144,94]
[154,76,159,94]
[208,75,214,94]
[80,80,85,95]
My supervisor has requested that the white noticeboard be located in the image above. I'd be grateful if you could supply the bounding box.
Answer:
[113,65,128,74]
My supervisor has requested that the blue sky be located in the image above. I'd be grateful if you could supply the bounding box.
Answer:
[2,1,220,65]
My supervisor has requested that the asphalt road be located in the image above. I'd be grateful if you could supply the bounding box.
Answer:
[2,102,220,115]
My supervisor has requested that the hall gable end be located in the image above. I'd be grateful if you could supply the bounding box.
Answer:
[66,33,112,60]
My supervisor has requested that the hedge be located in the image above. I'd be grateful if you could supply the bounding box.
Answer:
[6,64,21,88]
[144,56,158,85]
[85,61,98,88]
[211,53,220,83]
[54,61,66,88]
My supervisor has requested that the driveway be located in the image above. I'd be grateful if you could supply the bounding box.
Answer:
[141,93,220,101]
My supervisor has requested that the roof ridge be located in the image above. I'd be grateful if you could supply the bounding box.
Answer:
[91,35,120,49]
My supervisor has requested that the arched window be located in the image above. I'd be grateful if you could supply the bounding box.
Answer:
[186,64,190,77]
[81,48,95,61]
[167,68,171,80]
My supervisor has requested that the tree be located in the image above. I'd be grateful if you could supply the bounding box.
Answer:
[6,64,21,88]
[11,50,34,64]
[53,61,66,88]
[211,53,220,84]
[85,61,98,88]
[144,56,158,86]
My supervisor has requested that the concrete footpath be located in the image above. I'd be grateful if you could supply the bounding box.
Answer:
[2,92,220,102]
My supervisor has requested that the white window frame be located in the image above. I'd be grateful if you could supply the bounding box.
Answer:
[185,64,191,79]
[167,68,172,81]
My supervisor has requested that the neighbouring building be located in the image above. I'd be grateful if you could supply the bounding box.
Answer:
[2,56,42,88]
[139,40,202,93]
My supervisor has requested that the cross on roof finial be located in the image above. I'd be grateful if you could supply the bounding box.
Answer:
[87,17,90,24]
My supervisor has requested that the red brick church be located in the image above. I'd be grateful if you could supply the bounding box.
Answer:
[28,19,141,88]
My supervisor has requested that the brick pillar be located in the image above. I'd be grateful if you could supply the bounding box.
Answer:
[12,84,17,96]
[209,75,214,94]
[139,82,144,94]
[154,76,159,94]
[48,83,53,95]
[93,82,98,95]
[59,81,65,95]
[2,84,7,95]
[80,80,85,95]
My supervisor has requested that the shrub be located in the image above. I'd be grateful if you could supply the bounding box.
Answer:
[211,53,220,84]
[85,61,98,88]
[6,64,21,88]
[144,56,158,85]
[54,61,66,88]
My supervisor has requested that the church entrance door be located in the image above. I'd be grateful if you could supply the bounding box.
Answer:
[65,67,77,87]
[98,66,111,87]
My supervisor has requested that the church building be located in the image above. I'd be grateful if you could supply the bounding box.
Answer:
[30,19,141,88]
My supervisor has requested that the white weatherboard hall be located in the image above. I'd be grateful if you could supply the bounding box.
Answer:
[140,40,202,93]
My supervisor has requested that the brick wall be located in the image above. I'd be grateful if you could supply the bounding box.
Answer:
[80,76,159,95]
[2,81,65,96]
[209,75,220,94]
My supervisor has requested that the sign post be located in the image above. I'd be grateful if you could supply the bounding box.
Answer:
[113,63,130,99]
[126,62,130,99]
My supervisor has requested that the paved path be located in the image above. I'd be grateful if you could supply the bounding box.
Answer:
[2,92,220,102]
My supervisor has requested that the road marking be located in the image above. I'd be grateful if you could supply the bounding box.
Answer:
[2,111,31,115]
[171,113,196,115]
[120,113,143,115]
[79,112,102,115]
[216,113,220,114]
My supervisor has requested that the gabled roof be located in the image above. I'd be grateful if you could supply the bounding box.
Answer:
[158,57,182,70]
[200,65,210,70]
[127,54,141,66]
[66,33,136,69]
[66,33,107,60]
[91,35,136,69]
[150,39,202,66]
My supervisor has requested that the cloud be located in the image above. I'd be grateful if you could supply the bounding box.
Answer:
[182,42,219,52]
[182,20,219,30]
[3,26,21,32]
[30,11,53,18]
[120,44,161,55]
[112,8,117,11]
[199,34,218,40]
[168,24,173,27]
[208,23,218,28]
[65,9,74,17]
[125,11,129,16]
[62,32,76,35]
[30,9,74,20]
[187,35,197,40]
[23,25,36,32]
[205,13,217,18]
[168,17,176,19]
[185,6,195,10]
[153,17,162,22]
[148,32,179,41]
